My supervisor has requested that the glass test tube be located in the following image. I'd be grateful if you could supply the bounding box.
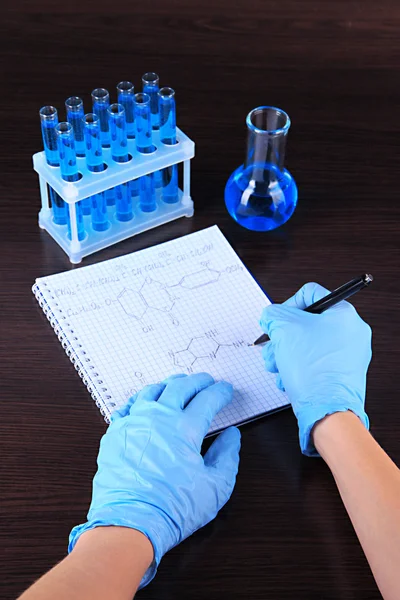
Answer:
[83,113,109,232]
[117,81,135,139]
[139,173,157,212]
[65,97,85,156]
[142,73,162,187]
[108,103,133,222]
[159,87,179,204]
[117,81,139,199]
[92,88,111,148]
[142,72,160,130]
[65,96,90,215]
[134,93,157,211]
[133,93,154,153]
[39,106,68,225]
[56,122,85,241]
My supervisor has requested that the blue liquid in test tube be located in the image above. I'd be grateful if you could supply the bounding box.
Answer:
[139,174,157,212]
[66,96,90,214]
[39,106,68,225]
[108,103,133,221]
[56,122,85,241]
[117,81,135,139]
[159,87,179,204]
[134,93,155,154]
[108,103,129,163]
[92,88,111,148]
[130,179,140,198]
[142,72,160,130]
[83,113,109,232]
[65,97,85,157]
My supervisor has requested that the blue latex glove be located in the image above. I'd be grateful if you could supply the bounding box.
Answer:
[260,283,371,456]
[68,373,241,588]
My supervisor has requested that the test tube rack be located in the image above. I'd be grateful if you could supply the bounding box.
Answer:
[33,127,195,264]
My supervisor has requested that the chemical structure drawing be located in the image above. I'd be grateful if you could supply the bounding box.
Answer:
[116,263,244,331]
[173,264,221,289]
[169,331,246,372]
[117,278,178,328]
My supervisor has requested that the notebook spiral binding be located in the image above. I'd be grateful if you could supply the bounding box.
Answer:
[32,282,113,422]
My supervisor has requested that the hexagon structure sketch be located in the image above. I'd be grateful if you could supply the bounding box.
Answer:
[179,268,221,289]
[174,349,197,369]
[187,336,220,359]
[139,278,175,312]
[117,288,147,320]
[170,334,237,371]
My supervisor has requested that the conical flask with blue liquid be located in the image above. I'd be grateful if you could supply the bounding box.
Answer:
[225,106,297,231]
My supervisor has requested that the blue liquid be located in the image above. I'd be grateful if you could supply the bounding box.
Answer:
[91,192,109,231]
[118,91,135,139]
[109,108,129,163]
[224,163,297,231]
[139,174,157,212]
[93,101,110,148]
[159,98,176,144]
[48,185,68,225]
[41,120,59,166]
[67,111,85,157]
[134,99,154,154]
[130,179,140,197]
[67,202,85,241]
[143,83,160,130]
[81,197,92,215]
[84,126,103,172]
[58,135,79,183]
[115,183,133,221]
[106,188,115,206]
[161,165,179,204]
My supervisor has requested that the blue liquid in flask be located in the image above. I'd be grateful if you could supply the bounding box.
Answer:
[225,106,298,232]
[225,163,297,231]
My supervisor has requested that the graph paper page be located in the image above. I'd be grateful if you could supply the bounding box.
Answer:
[34,226,289,431]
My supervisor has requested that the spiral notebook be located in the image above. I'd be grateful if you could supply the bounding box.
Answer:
[32,226,289,432]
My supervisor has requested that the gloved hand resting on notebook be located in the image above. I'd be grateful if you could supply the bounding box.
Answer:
[260,282,372,456]
[68,372,241,588]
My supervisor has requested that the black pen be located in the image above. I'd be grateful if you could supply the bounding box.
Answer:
[252,273,374,346]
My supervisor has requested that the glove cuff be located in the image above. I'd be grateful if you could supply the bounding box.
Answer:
[68,503,179,589]
[297,400,369,457]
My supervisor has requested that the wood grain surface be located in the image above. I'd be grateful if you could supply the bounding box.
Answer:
[2,1,400,598]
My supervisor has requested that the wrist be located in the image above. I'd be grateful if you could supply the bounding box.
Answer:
[295,393,369,457]
[70,526,153,596]
[312,410,368,457]
[69,502,178,588]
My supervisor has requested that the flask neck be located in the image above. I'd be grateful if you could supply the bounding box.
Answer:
[244,107,290,180]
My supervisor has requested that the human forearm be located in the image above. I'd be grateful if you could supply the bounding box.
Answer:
[18,527,153,600]
[314,411,400,600]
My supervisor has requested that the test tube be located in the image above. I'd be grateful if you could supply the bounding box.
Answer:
[159,87,179,204]
[108,103,133,221]
[142,72,160,130]
[108,103,129,162]
[117,81,135,139]
[39,106,68,225]
[133,93,154,154]
[139,174,157,212]
[91,88,111,148]
[83,113,109,232]
[56,122,85,241]
[65,97,85,156]
[130,179,140,198]
[65,96,90,214]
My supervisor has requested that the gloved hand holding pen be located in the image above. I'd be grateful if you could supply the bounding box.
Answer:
[259,282,372,456]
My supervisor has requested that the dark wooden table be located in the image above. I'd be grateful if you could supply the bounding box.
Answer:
[2,1,400,598]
